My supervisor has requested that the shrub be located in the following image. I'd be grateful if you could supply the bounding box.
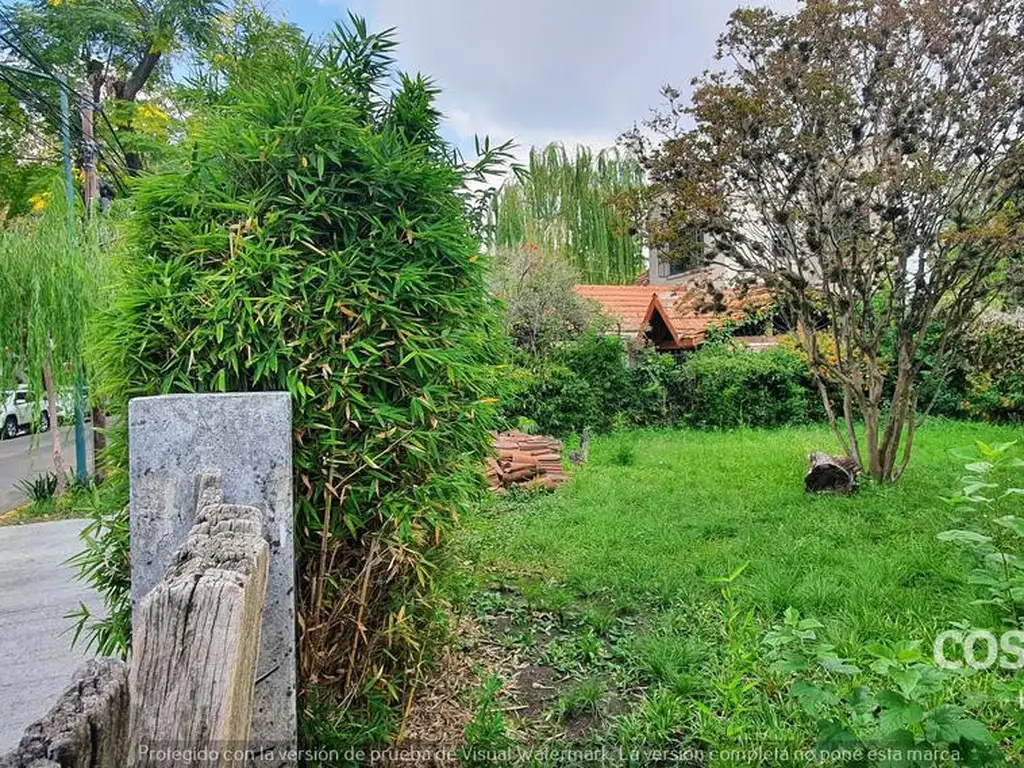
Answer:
[503,335,817,435]
[78,18,508,737]
[16,472,59,503]
[501,334,655,436]
[556,333,635,431]
[679,345,812,429]
[490,243,598,356]
[938,440,1024,627]
[627,347,687,427]
[502,362,594,436]
[916,317,1024,422]
[960,322,1024,422]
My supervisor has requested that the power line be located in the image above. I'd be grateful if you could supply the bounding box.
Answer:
[0,7,145,192]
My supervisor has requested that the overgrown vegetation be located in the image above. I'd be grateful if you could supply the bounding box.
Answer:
[1,473,115,527]
[0,177,93,494]
[75,17,512,744]
[501,332,820,436]
[489,241,598,356]
[919,316,1024,424]
[677,345,816,429]
[938,440,1024,628]
[434,423,1024,764]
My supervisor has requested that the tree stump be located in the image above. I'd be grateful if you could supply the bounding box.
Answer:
[805,452,859,494]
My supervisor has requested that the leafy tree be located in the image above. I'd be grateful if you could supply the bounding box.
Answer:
[78,17,512,734]
[490,242,598,355]
[626,0,1024,482]
[178,0,304,107]
[489,143,645,284]
[0,82,51,219]
[0,178,93,493]
[4,0,222,172]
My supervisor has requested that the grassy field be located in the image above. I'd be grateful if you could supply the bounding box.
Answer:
[430,421,1024,766]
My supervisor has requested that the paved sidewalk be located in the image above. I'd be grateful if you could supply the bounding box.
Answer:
[0,519,102,752]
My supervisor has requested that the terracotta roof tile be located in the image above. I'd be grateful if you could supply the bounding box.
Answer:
[658,284,773,347]
[573,285,657,334]
[574,280,773,350]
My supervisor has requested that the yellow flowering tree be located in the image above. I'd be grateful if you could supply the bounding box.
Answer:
[3,0,222,172]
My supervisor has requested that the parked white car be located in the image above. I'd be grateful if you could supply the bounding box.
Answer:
[0,387,50,439]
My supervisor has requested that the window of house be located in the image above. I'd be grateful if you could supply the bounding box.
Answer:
[657,230,706,277]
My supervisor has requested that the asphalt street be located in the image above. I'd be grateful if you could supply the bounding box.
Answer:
[0,519,102,752]
[0,426,94,513]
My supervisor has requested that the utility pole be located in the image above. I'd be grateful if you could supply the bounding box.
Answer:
[58,75,88,484]
[79,76,107,474]
[80,82,99,211]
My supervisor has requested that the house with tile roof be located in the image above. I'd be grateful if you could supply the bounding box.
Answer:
[573,256,776,353]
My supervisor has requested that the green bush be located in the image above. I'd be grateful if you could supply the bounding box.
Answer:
[679,345,812,429]
[502,362,593,436]
[960,322,1024,421]
[557,333,635,431]
[502,334,657,435]
[915,319,1024,422]
[78,18,508,738]
[501,334,818,435]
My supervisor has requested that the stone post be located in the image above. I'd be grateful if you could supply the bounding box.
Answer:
[128,393,295,764]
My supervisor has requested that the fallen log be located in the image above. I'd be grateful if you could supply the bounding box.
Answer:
[805,452,859,494]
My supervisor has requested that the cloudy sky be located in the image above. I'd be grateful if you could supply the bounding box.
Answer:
[280,0,796,159]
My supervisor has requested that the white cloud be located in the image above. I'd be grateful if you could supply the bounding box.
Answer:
[349,0,797,155]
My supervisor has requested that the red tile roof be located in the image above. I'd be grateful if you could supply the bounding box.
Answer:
[573,285,657,334]
[574,282,773,350]
[657,284,774,349]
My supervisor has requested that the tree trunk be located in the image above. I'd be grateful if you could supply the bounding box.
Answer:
[43,358,67,495]
[112,51,161,176]
[92,405,107,481]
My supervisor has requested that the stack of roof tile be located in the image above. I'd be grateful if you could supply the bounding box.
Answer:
[486,430,568,493]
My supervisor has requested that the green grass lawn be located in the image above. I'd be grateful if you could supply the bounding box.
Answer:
[436,421,1024,766]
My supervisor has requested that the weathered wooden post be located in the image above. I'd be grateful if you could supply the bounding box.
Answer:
[128,478,269,766]
[2,393,297,768]
[129,393,296,766]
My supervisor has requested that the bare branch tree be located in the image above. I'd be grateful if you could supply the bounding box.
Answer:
[625,0,1024,482]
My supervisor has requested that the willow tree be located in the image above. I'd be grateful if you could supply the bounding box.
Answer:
[0,178,91,492]
[489,143,645,284]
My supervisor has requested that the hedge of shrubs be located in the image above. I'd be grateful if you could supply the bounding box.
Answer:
[501,334,820,436]
[502,316,1024,438]
[917,318,1024,423]
[677,345,817,429]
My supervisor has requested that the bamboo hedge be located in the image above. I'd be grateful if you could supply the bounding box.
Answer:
[74,16,508,743]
